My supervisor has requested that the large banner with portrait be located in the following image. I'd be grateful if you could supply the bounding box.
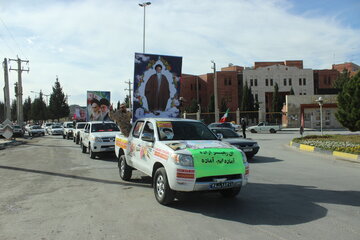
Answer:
[86,91,111,121]
[133,53,182,121]
[73,106,86,121]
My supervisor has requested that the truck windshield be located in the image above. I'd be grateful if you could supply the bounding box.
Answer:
[77,123,86,129]
[91,123,119,132]
[211,128,238,138]
[157,121,217,141]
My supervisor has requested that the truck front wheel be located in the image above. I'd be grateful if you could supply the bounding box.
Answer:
[89,144,96,159]
[154,167,175,205]
[250,129,257,133]
[119,155,132,181]
[269,128,276,133]
[220,187,241,198]
[81,142,87,153]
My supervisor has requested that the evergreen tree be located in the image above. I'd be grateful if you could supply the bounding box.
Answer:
[241,82,249,111]
[272,83,282,112]
[11,99,17,121]
[48,78,70,121]
[187,99,199,113]
[31,91,47,121]
[0,101,4,122]
[248,86,255,111]
[208,95,215,112]
[220,98,227,112]
[290,87,295,95]
[23,96,32,122]
[335,72,360,131]
[334,69,350,90]
[124,95,130,108]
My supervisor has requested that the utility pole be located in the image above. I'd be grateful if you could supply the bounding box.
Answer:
[9,57,29,127]
[2,58,11,120]
[125,79,133,112]
[211,60,219,122]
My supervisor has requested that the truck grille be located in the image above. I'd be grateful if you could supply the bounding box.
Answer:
[101,137,115,142]
[196,174,241,183]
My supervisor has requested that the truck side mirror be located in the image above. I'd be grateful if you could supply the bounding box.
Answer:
[84,129,89,133]
[141,132,155,142]
[216,133,223,140]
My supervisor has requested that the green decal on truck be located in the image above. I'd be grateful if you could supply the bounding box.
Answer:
[188,148,245,178]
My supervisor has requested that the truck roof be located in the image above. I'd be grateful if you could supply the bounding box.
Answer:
[136,118,200,123]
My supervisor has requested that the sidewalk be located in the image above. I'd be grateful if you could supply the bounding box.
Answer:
[0,139,24,150]
[290,141,360,163]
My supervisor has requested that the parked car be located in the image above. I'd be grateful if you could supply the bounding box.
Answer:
[42,122,53,134]
[62,121,74,139]
[73,122,87,144]
[247,122,282,133]
[209,127,260,159]
[49,124,63,135]
[12,125,24,137]
[80,121,120,159]
[208,122,238,132]
[28,125,45,137]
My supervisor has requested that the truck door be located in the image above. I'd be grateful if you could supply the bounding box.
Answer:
[128,121,145,172]
[137,121,155,176]
[83,124,90,147]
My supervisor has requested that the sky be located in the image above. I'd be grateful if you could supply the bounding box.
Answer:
[0,0,359,107]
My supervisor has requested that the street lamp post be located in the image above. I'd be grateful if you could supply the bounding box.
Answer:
[315,97,324,135]
[211,60,219,122]
[139,2,151,53]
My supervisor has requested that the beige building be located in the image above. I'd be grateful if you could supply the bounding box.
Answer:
[243,62,314,121]
[283,95,343,129]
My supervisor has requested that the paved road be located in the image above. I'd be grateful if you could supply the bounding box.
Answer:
[0,132,359,240]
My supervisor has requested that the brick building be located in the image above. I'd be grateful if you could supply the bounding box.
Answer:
[180,69,242,113]
[313,69,340,94]
[332,62,360,77]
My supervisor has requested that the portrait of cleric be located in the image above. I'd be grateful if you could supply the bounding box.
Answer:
[86,91,111,122]
[133,53,182,121]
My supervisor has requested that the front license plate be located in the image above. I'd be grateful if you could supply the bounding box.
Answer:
[209,182,233,189]
[243,148,252,152]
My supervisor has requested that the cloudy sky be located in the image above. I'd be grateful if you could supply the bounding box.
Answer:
[1,0,359,106]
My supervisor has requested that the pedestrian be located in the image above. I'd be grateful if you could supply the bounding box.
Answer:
[241,118,247,138]
[109,103,132,137]
[300,125,304,137]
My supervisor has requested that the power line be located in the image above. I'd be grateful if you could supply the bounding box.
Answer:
[0,16,26,58]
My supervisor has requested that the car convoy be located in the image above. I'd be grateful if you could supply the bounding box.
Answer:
[5,119,264,204]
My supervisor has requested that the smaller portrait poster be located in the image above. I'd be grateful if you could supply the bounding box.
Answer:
[133,53,182,121]
[73,106,87,121]
[86,91,111,122]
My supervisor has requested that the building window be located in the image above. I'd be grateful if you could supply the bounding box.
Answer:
[250,79,253,86]
[266,79,269,86]
[229,77,232,85]
[284,78,287,86]
[224,78,227,86]
[255,79,257,86]
[303,78,306,85]
[289,78,292,86]
[299,78,302,86]
[270,79,273,86]
[255,94,258,101]
[299,92,302,95]
[191,84,193,90]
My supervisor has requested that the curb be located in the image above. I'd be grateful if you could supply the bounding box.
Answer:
[0,140,25,150]
[289,141,360,163]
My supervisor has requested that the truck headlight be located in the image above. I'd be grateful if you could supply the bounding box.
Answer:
[94,137,103,142]
[172,154,194,167]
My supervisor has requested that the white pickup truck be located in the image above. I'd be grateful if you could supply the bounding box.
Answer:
[80,121,120,159]
[115,118,249,205]
[62,121,74,139]
[247,122,282,133]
